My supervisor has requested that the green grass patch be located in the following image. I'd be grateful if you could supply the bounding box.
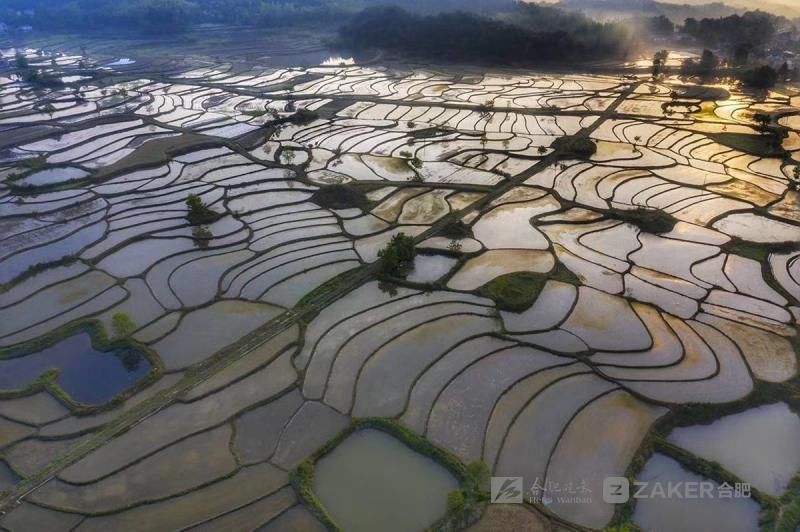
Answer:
[552,135,597,159]
[707,132,786,157]
[290,461,341,531]
[610,208,677,234]
[289,108,319,125]
[722,239,799,263]
[240,109,269,117]
[548,261,581,286]
[603,524,640,532]
[15,156,47,173]
[295,266,370,322]
[772,477,800,532]
[310,184,368,211]
[111,312,136,338]
[482,271,547,312]
[410,126,451,139]
[0,256,79,293]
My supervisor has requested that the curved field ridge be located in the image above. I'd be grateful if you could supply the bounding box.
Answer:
[0,40,797,532]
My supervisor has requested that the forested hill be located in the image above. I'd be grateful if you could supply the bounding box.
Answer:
[339,4,637,65]
[0,0,516,32]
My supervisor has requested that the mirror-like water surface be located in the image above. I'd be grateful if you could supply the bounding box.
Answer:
[668,402,800,496]
[313,429,458,532]
[0,332,150,405]
[633,453,761,532]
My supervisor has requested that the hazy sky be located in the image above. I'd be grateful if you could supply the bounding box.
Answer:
[535,0,798,17]
[659,0,797,17]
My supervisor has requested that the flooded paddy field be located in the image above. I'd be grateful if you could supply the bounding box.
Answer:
[0,29,798,532]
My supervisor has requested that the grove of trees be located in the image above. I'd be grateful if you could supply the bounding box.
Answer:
[339,4,637,65]
[681,11,778,47]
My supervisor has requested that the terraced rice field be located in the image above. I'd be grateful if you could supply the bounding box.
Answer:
[0,34,799,531]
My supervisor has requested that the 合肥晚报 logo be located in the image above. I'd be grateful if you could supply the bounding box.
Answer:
[490,477,524,503]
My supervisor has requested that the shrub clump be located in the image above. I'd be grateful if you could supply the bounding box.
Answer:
[289,108,319,125]
[378,232,416,276]
[111,312,136,338]
[436,461,490,531]
[439,220,472,239]
[612,208,677,234]
[310,184,368,211]
[552,135,597,158]
[482,271,547,312]
[185,193,221,225]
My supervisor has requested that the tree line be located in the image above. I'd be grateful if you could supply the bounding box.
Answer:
[339,4,637,64]
[0,0,516,33]
[2,0,195,34]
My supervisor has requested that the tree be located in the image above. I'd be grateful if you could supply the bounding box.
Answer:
[698,49,719,77]
[740,65,779,89]
[733,43,753,66]
[185,193,220,225]
[14,51,28,69]
[646,15,674,37]
[683,18,699,35]
[378,232,416,275]
[652,49,669,78]
[117,349,143,372]
[338,5,637,66]
[191,225,212,249]
[552,135,597,158]
[753,113,771,130]
[681,11,776,48]
[130,0,196,34]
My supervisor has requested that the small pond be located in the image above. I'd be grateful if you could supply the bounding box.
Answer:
[313,429,458,532]
[0,332,151,405]
[668,402,800,496]
[633,453,761,532]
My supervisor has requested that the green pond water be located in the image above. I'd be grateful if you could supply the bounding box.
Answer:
[313,429,458,532]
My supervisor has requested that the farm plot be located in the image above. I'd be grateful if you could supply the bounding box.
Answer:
[0,42,798,532]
